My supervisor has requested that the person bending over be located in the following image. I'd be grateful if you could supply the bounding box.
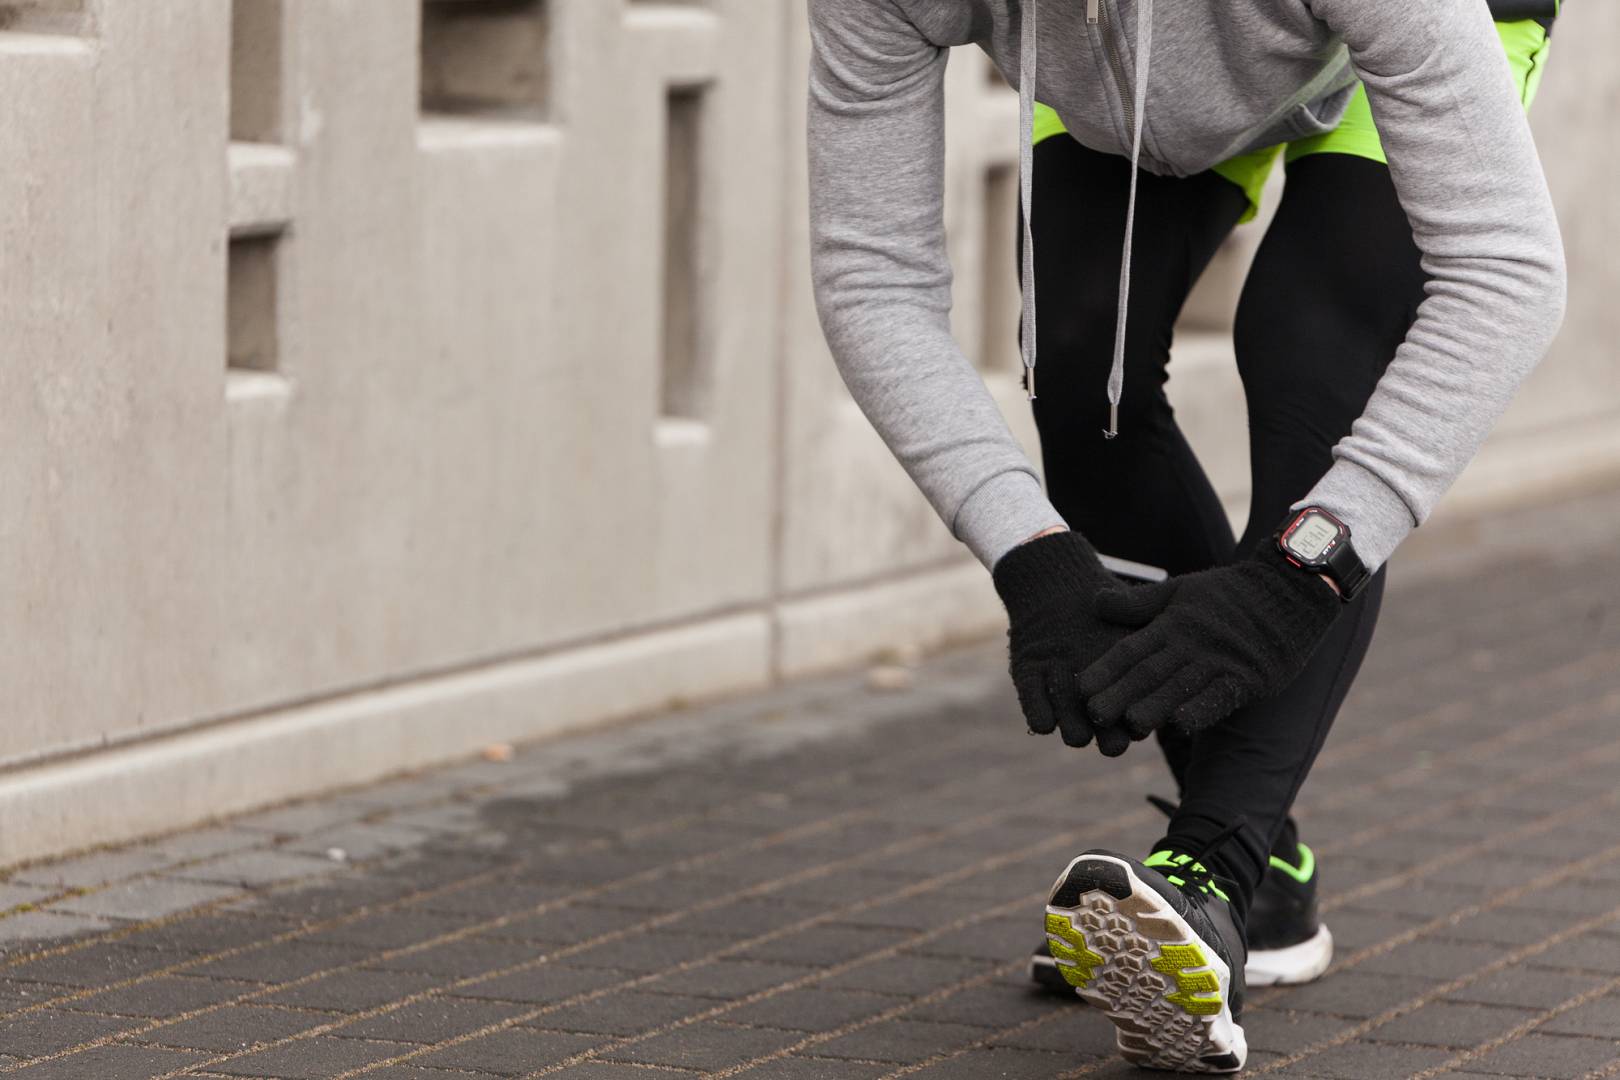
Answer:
[806,0,1564,1072]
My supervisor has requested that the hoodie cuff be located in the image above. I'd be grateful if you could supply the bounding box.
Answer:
[1296,458,1420,573]
[953,470,1067,570]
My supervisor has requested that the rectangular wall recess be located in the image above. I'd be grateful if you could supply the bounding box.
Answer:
[979,163,1020,373]
[228,234,283,376]
[659,85,709,421]
[421,0,550,120]
[0,0,88,35]
[231,0,285,144]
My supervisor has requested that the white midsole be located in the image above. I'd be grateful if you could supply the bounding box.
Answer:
[1245,924,1333,987]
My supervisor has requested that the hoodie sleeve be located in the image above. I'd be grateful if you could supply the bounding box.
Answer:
[806,0,1066,569]
[1296,0,1568,570]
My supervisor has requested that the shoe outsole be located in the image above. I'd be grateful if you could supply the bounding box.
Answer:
[1244,924,1333,987]
[1034,920,1334,993]
[1044,853,1246,1073]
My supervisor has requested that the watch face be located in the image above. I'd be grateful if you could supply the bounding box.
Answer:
[1287,513,1340,562]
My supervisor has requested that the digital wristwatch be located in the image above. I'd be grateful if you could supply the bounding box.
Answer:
[1275,506,1370,603]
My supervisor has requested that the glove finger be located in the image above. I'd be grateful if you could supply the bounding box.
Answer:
[1094,723,1133,758]
[1172,675,1248,732]
[1077,628,1164,699]
[1084,643,1182,727]
[1014,666,1058,735]
[1122,662,1208,739]
[1093,580,1174,628]
[1047,666,1095,748]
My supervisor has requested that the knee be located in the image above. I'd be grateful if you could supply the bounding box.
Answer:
[1032,299,1174,436]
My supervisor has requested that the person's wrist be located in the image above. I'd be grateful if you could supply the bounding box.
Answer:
[992,529,1103,621]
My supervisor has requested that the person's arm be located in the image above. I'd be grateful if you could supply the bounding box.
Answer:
[1296,0,1568,570]
[807,0,1066,568]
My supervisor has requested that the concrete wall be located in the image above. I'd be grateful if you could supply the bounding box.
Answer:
[0,0,1614,864]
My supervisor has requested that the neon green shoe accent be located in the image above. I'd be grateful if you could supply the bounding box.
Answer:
[1150,943,1224,1016]
[1045,912,1105,987]
[1144,851,1231,903]
[1268,841,1316,885]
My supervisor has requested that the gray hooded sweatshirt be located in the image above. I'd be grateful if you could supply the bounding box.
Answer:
[807,0,1567,572]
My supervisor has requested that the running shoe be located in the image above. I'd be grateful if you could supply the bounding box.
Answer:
[1042,848,1247,1072]
[1244,841,1332,987]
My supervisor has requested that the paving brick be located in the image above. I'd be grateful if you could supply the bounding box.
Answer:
[12,849,176,890]
[128,1004,337,1051]
[1447,967,1608,1010]
[1465,1032,1620,1077]
[115,913,295,954]
[260,967,441,1012]
[1431,907,1577,948]
[1364,1002,1541,1048]
[231,802,368,837]
[0,882,57,910]
[819,953,994,996]
[1289,1039,1457,1078]
[1267,972,1446,1021]
[188,941,372,983]
[413,1028,601,1075]
[4,943,183,988]
[2,1043,209,1079]
[907,915,1034,962]
[48,879,241,921]
[0,1008,136,1056]
[603,1020,802,1070]
[545,1062,719,1079]
[211,1035,417,1077]
[729,1057,895,1079]
[905,1045,1104,1078]
[814,1017,986,1063]
[524,990,714,1036]
[1527,933,1620,975]
[294,909,471,950]
[1357,939,1507,981]
[0,911,113,946]
[139,827,268,863]
[449,964,623,1005]
[413,881,572,919]
[1239,1008,1355,1055]
[323,995,527,1043]
[641,959,813,1000]
[731,924,905,967]
[907,980,1068,1029]
[367,936,551,978]
[723,987,897,1033]
[66,974,251,1019]
[171,851,345,889]
[284,823,429,863]
[1537,991,1620,1038]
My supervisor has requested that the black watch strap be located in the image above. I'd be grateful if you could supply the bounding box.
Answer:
[1323,536,1371,602]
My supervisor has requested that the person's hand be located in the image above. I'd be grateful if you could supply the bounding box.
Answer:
[992,530,1137,755]
[1076,541,1345,741]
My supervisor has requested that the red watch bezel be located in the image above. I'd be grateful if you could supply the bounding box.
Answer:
[1278,507,1348,570]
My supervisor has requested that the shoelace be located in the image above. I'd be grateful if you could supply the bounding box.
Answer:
[1145,795,1246,901]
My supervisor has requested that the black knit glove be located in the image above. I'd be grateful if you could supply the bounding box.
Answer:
[992,530,1136,755]
[1077,542,1345,740]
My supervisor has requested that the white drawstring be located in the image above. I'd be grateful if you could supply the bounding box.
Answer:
[1017,0,1154,435]
[1105,0,1154,439]
[1018,0,1040,400]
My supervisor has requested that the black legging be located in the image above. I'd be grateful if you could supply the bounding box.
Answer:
[1023,138,1429,918]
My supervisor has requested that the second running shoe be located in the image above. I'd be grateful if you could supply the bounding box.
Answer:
[1043,849,1247,1073]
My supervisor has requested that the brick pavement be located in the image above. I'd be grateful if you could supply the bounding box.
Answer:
[1,487,1618,1078]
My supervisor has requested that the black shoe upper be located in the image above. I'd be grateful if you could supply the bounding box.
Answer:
[1247,845,1321,952]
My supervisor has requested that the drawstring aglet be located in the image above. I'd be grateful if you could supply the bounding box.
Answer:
[1026,366,1036,402]
[1103,401,1118,439]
